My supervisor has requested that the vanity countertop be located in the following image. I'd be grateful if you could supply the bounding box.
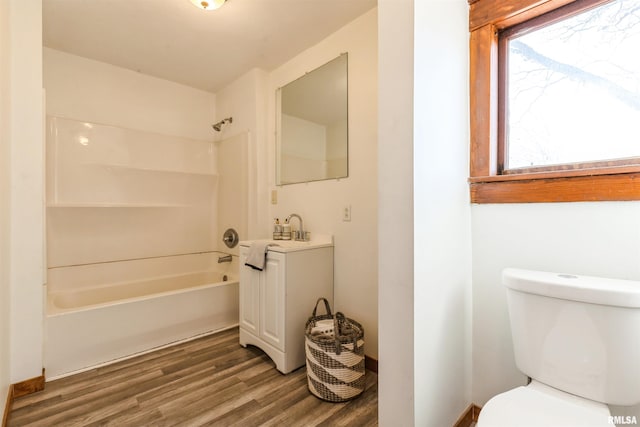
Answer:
[239,234,333,253]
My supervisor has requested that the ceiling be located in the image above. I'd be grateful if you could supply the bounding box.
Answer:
[43,0,377,93]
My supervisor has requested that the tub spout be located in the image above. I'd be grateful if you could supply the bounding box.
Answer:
[218,254,233,263]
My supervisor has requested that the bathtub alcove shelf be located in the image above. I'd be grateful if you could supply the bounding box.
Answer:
[83,162,220,178]
[46,202,191,208]
[46,116,220,210]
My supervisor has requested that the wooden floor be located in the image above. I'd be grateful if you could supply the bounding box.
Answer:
[8,327,377,426]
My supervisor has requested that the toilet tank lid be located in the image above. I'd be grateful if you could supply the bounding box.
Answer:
[503,268,640,308]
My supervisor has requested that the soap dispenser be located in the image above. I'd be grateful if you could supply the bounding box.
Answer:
[273,218,282,240]
[282,219,292,240]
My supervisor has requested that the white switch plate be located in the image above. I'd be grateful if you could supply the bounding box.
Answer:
[343,205,351,222]
[271,190,278,204]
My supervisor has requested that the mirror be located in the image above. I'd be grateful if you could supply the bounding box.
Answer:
[276,54,348,185]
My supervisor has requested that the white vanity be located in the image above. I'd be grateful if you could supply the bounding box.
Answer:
[238,236,334,374]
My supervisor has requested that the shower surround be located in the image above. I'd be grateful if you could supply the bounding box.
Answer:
[45,116,247,378]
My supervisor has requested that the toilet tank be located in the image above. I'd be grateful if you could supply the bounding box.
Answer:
[503,268,640,406]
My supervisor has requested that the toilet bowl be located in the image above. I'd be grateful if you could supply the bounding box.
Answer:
[477,268,640,427]
[477,380,610,427]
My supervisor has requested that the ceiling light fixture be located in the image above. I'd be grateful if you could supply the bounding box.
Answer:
[189,0,226,11]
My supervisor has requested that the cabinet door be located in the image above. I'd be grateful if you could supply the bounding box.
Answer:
[239,248,260,336]
[260,251,285,352]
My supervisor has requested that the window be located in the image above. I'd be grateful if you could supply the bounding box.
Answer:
[469,0,640,203]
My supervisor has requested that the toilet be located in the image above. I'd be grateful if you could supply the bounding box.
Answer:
[477,268,640,427]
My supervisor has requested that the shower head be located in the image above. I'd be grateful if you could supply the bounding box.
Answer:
[212,117,233,132]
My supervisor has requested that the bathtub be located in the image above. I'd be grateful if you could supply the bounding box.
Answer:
[45,252,239,379]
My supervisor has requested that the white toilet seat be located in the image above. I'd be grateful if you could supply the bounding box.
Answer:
[477,380,611,427]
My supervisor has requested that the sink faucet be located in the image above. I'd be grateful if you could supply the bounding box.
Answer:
[218,254,233,263]
[286,213,307,241]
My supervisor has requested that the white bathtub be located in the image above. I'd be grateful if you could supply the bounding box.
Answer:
[45,252,239,379]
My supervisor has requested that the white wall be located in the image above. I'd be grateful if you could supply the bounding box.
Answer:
[0,0,12,417]
[267,9,379,360]
[413,0,472,425]
[5,0,45,385]
[378,0,415,423]
[379,0,473,425]
[472,201,640,420]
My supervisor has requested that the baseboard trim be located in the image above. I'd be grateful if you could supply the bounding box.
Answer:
[472,404,482,422]
[2,385,13,427]
[364,355,378,373]
[12,370,45,399]
[2,369,46,427]
[453,403,482,427]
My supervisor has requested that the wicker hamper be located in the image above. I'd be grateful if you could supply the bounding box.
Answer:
[304,298,365,402]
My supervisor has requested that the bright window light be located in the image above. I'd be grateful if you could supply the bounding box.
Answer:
[504,0,640,170]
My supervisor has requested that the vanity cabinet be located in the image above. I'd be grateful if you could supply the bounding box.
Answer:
[239,242,333,374]
[239,250,285,351]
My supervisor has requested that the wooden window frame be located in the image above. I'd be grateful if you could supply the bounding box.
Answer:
[468,0,640,203]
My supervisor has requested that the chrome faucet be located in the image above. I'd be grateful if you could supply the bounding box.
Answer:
[217,254,233,263]
[286,213,308,241]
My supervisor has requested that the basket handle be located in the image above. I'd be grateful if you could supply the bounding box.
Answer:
[334,312,362,354]
[312,297,332,317]
[334,313,342,355]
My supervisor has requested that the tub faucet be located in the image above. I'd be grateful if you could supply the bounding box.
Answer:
[286,213,307,241]
[218,254,233,263]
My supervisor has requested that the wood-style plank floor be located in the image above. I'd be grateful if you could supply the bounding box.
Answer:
[8,327,377,426]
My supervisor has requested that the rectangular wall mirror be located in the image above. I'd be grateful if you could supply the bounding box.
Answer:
[276,53,348,185]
